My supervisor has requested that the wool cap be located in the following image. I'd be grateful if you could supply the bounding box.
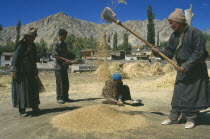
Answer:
[168,8,186,23]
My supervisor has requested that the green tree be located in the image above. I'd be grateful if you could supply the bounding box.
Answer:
[73,37,84,58]
[204,33,210,54]
[0,24,3,31]
[107,35,111,50]
[147,5,155,45]
[15,20,21,44]
[89,35,97,50]
[0,42,16,55]
[113,32,118,50]
[66,34,76,47]
[65,34,76,59]
[123,33,128,50]
[157,31,160,46]
[36,39,47,59]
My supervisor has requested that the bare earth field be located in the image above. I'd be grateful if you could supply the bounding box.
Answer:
[0,71,210,139]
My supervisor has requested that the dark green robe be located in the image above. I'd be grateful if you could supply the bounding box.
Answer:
[161,25,210,112]
[11,40,40,109]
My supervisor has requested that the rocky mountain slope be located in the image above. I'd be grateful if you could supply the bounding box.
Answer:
[0,12,173,47]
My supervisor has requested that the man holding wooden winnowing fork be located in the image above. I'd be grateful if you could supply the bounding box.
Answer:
[152,8,210,129]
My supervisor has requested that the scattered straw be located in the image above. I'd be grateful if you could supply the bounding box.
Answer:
[51,104,147,134]
[144,72,177,89]
[163,64,175,73]
[123,63,151,78]
[0,75,12,98]
[95,62,177,79]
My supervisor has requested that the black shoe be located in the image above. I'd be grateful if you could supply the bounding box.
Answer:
[31,107,41,117]
[57,99,65,104]
[20,112,28,117]
[64,98,74,102]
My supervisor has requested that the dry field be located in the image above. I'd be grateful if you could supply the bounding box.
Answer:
[0,63,210,139]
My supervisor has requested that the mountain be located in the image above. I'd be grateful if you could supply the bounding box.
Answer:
[203,28,210,35]
[0,12,173,48]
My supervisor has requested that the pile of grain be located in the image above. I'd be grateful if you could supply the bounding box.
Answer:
[162,64,175,73]
[0,75,12,87]
[109,62,123,73]
[149,63,164,76]
[109,62,128,78]
[95,62,111,81]
[95,62,176,79]
[0,75,12,98]
[144,72,177,89]
[51,104,147,133]
[123,63,151,78]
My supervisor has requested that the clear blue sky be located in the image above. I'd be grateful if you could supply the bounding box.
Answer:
[0,0,209,30]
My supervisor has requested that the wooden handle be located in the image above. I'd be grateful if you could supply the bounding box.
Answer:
[118,23,180,69]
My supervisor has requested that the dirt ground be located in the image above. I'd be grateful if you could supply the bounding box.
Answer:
[0,72,210,139]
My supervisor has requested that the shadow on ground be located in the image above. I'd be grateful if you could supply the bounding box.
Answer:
[71,97,104,102]
[28,106,80,116]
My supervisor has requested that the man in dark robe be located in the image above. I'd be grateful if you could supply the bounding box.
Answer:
[102,73,131,106]
[52,29,82,104]
[11,28,40,117]
[152,8,210,129]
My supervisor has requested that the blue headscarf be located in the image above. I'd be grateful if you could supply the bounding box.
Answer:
[112,73,122,81]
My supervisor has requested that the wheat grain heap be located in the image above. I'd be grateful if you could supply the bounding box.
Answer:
[51,104,147,133]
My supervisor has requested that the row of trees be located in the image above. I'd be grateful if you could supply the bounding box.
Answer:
[112,32,132,54]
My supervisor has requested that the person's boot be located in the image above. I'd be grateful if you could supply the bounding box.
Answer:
[161,119,178,125]
[185,122,195,129]
[57,99,65,104]
[19,108,28,117]
[64,98,74,102]
[31,107,41,116]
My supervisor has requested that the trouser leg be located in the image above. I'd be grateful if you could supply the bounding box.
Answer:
[62,70,69,100]
[185,111,199,123]
[169,108,181,121]
[55,70,63,100]
[19,107,26,114]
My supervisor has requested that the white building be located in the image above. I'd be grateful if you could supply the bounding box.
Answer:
[125,56,138,60]
[0,52,13,66]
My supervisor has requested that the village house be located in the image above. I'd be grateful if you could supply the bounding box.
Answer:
[81,49,95,59]
[0,52,13,66]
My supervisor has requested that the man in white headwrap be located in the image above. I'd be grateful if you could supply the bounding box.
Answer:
[152,9,210,129]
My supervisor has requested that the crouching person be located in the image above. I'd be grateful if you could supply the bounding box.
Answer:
[102,73,131,106]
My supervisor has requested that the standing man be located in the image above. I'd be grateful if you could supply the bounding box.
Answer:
[12,28,40,117]
[52,29,80,104]
[152,9,210,129]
